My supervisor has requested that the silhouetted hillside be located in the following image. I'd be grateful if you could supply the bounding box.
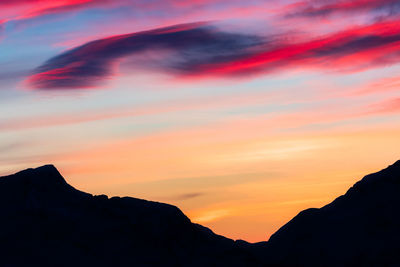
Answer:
[1,161,400,266]
[0,165,264,267]
[266,160,400,267]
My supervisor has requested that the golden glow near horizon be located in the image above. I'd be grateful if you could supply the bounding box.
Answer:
[16,122,398,242]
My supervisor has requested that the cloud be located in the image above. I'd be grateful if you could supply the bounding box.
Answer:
[167,192,205,201]
[27,18,400,89]
[17,1,106,20]
[0,0,35,6]
[0,0,270,29]
[0,18,7,36]
[0,0,108,18]
[286,0,400,19]
[27,22,264,89]
[350,75,400,96]
[369,98,400,114]
[201,19,400,75]
[193,209,231,223]
[0,0,114,28]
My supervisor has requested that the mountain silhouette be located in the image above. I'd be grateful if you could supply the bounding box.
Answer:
[0,161,399,266]
[265,160,400,267]
[0,165,263,267]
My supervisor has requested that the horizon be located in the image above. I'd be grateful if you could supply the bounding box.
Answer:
[1,159,400,243]
[1,0,400,242]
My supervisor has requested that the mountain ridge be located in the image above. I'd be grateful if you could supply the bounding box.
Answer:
[266,160,400,267]
[1,161,400,266]
[0,164,264,266]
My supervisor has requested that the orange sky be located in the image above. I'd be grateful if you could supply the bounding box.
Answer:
[38,122,400,242]
[1,0,400,243]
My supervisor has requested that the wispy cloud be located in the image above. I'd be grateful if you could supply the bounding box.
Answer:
[27,18,400,89]
[167,192,205,201]
[27,22,263,89]
[350,75,400,96]
[203,19,400,76]
[285,0,400,19]
[0,0,112,22]
[368,97,400,114]
[192,208,231,223]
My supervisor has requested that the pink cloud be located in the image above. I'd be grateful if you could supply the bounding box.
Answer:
[285,0,400,18]
[26,18,400,90]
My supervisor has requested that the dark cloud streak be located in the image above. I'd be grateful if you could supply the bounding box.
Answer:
[28,22,264,89]
[28,20,400,89]
[286,0,400,19]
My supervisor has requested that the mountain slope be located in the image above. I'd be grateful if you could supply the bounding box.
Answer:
[266,160,400,267]
[0,165,264,267]
[1,161,400,266]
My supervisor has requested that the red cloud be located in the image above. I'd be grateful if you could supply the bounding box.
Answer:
[197,19,400,76]
[0,0,112,24]
[27,19,400,89]
[286,0,400,18]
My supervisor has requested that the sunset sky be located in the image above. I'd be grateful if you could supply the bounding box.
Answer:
[1,0,400,242]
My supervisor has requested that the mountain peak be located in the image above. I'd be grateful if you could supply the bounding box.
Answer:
[0,165,90,205]
[0,164,258,267]
[35,164,58,171]
[1,164,67,188]
[21,164,63,177]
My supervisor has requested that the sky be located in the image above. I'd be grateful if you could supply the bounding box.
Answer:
[1,0,400,242]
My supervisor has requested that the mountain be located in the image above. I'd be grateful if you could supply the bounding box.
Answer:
[265,160,400,267]
[0,161,399,266]
[0,165,264,267]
